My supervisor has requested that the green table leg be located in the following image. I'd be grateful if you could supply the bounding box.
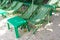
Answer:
[26,25,30,32]
[25,23,30,32]
[14,27,20,38]
[7,23,10,30]
[49,10,53,16]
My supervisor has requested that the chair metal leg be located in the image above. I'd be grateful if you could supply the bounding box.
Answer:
[48,14,50,23]
[7,23,10,30]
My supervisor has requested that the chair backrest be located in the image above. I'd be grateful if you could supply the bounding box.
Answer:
[12,2,23,12]
[30,5,52,24]
[57,1,60,7]
[0,0,6,6]
[7,1,18,10]
[1,0,9,8]
[1,0,8,6]
[47,0,59,5]
[22,4,38,19]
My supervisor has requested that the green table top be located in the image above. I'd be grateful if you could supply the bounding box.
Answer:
[8,16,27,27]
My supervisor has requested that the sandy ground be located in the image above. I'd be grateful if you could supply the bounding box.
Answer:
[0,12,60,40]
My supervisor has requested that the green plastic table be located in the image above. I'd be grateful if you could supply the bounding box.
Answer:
[7,16,30,38]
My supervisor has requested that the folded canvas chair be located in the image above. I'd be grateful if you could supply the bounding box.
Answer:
[6,2,23,14]
[0,1,23,17]
[28,5,52,33]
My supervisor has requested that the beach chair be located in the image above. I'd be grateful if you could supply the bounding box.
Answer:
[0,1,23,17]
[29,5,52,33]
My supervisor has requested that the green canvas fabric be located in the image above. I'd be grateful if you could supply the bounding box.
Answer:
[30,5,52,24]
[0,0,6,6]
[0,0,9,9]
[22,4,38,19]
[7,1,18,10]
[13,2,23,11]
